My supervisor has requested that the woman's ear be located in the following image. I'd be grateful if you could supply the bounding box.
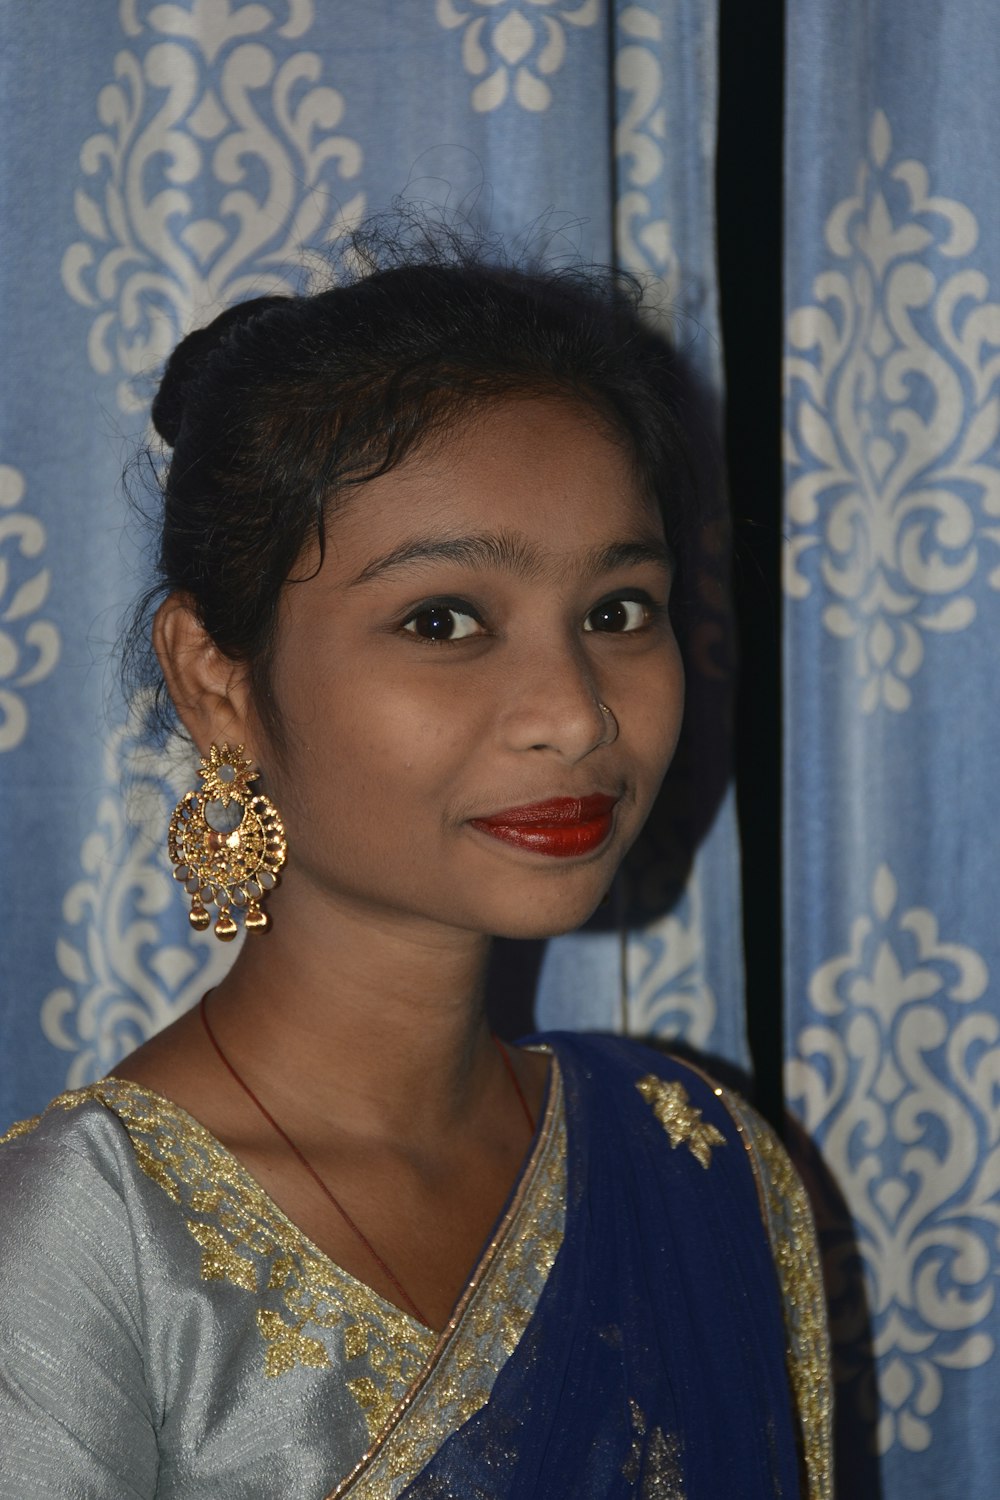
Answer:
[152,594,254,756]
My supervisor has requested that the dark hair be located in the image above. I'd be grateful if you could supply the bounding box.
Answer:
[129,231,696,744]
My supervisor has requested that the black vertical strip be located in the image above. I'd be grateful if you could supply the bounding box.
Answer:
[716,0,786,1130]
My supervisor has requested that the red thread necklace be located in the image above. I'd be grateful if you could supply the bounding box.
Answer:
[199,994,534,1328]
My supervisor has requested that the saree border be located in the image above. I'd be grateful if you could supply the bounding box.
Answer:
[327,1059,566,1500]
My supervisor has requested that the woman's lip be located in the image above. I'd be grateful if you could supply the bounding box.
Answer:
[468,795,618,858]
[471,794,618,827]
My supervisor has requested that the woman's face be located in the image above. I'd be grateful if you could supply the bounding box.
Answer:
[256,396,684,941]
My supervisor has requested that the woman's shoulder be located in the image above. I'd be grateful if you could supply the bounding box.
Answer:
[0,1077,220,1269]
[530,1030,813,1232]
[531,1029,748,1111]
[2,1082,132,1181]
[0,1083,158,1258]
[2,1077,173,1163]
[535,1030,761,1108]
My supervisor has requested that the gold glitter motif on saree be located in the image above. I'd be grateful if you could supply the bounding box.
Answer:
[636,1074,727,1167]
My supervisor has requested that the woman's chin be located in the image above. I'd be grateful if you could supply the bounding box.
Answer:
[487,887,616,942]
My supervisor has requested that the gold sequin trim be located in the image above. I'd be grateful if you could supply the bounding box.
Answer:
[636,1074,726,1168]
[718,1092,834,1500]
[330,1061,566,1500]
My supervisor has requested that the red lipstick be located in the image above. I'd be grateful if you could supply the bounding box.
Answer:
[470,795,618,858]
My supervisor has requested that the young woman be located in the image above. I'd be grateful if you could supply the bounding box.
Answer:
[0,248,830,1497]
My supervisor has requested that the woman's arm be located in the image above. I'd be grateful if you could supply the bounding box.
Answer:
[0,1115,159,1498]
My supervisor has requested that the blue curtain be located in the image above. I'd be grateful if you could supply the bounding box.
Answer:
[784,2,1000,1494]
[0,1,745,1122]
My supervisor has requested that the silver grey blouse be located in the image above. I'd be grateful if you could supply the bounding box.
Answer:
[0,1075,566,1499]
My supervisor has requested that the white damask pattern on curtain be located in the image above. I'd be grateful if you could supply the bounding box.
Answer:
[784,4,1000,1497]
[0,0,742,1127]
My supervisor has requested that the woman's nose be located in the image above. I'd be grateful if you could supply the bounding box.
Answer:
[497,642,615,762]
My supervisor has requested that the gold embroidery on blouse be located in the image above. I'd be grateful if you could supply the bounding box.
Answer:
[257,1307,331,1376]
[187,1220,258,1291]
[343,1320,437,1435]
[0,1113,41,1144]
[330,1061,566,1500]
[111,1082,435,1401]
[3,1080,435,1410]
[636,1075,726,1168]
[716,1091,834,1500]
[133,1137,182,1203]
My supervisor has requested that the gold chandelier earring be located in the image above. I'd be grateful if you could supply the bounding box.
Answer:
[168,743,287,941]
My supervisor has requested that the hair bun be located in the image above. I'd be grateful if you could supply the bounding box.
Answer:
[152,295,289,446]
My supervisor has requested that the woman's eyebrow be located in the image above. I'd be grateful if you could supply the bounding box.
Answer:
[588,539,674,575]
[350,532,673,586]
[351,531,542,585]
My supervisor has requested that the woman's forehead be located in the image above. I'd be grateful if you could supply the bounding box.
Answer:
[324,396,666,574]
[345,530,672,591]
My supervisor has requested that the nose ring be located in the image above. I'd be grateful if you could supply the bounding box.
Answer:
[598,702,618,743]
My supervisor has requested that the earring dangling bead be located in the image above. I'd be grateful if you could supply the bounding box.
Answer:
[189,900,211,931]
[214,911,239,942]
[168,743,287,941]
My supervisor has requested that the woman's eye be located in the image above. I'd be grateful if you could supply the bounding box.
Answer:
[583,598,650,633]
[402,605,484,642]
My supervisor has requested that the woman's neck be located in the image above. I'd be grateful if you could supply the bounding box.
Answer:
[202,882,496,1146]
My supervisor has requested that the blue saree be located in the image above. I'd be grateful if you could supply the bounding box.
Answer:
[382,1034,829,1499]
[0,1034,830,1499]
